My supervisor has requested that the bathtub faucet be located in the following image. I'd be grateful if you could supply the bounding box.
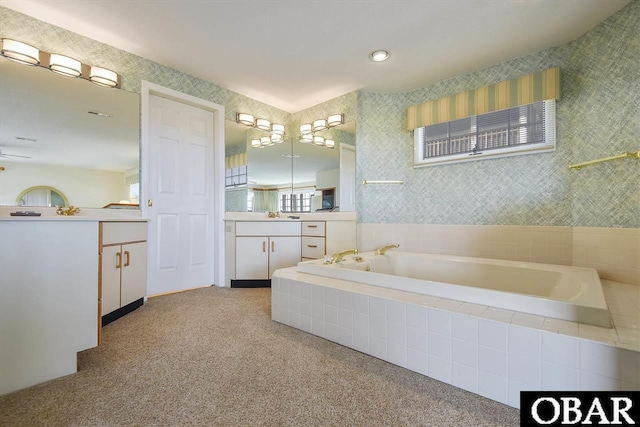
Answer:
[375,244,399,256]
[326,248,359,264]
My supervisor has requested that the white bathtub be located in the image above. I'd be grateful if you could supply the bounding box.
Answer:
[296,251,611,328]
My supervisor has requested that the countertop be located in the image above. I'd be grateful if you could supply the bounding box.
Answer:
[224,212,356,222]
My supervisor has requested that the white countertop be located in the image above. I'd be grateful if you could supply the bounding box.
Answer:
[0,206,146,221]
[225,211,356,221]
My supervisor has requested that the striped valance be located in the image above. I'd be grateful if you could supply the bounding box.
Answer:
[407,67,560,130]
[225,152,247,169]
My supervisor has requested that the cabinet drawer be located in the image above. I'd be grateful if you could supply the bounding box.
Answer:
[302,221,325,237]
[235,221,301,236]
[101,222,148,246]
[302,236,326,259]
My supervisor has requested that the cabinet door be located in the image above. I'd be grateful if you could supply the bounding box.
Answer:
[121,242,148,307]
[101,245,122,315]
[236,237,269,280]
[269,236,302,278]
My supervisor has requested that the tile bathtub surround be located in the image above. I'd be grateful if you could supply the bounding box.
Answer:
[272,269,640,410]
[358,223,640,285]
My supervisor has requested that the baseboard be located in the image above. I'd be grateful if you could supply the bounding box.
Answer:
[231,279,271,288]
[102,298,144,327]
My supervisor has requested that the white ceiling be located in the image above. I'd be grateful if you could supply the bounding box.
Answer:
[0,0,630,113]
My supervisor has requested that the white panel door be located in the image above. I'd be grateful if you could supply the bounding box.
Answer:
[147,95,215,295]
[236,237,269,280]
[269,236,302,278]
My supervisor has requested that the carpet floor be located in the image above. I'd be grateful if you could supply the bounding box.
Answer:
[0,287,519,426]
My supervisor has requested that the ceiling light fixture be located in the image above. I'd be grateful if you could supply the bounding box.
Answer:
[313,136,325,146]
[325,139,335,149]
[0,38,121,88]
[369,49,390,62]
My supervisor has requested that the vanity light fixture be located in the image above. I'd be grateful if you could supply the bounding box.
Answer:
[49,53,82,77]
[0,39,40,65]
[0,38,121,88]
[255,118,271,131]
[89,66,119,87]
[299,134,313,143]
[369,49,390,62]
[312,119,327,132]
[271,123,285,135]
[237,113,255,126]
[260,136,272,146]
[327,114,344,128]
[237,112,287,148]
[300,123,313,135]
[299,113,345,136]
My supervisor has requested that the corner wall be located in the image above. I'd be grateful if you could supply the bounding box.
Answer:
[355,0,640,229]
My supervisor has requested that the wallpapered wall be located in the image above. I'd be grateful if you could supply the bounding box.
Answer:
[3,2,638,228]
[356,0,640,228]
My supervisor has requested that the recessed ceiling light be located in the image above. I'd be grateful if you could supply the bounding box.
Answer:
[369,50,390,62]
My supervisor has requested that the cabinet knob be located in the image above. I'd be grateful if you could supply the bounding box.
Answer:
[147,199,153,207]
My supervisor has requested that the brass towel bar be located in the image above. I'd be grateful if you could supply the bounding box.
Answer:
[569,151,640,170]
[363,180,404,185]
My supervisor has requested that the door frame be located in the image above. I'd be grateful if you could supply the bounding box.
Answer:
[140,81,226,288]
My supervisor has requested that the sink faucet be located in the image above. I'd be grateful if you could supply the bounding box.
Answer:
[375,244,399,256]
[56,205,81,216]
[326,248,358,264]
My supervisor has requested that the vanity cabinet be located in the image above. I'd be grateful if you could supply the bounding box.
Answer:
[99,222,148,325]
[301,220,356,260]
[233,221,301,285]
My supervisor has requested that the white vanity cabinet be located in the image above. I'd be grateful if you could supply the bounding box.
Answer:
[301,220,357,260]
[99,222,148,323]
[233,221,301,284]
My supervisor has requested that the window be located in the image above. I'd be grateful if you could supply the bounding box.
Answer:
[225,165,247,188]
[414,100,555,167]
[281,193,313,213]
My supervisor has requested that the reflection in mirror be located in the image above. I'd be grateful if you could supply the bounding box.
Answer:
[225,119,293,213]
[224,119,356,213]
[16,185,68,207]
[293,122,355,212]
[0,56,140,209]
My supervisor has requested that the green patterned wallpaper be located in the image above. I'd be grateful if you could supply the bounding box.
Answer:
[356,0,639,228]
[3,2,638,228]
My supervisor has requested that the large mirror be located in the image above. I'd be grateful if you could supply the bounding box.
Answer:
[0,56,140,209]
[224,119,355,213]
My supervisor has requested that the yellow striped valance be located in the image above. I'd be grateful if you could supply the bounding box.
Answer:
[225,152,247,169]
[407,67,560,130]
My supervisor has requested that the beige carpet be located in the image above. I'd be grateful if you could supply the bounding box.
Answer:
[0,287,519,426]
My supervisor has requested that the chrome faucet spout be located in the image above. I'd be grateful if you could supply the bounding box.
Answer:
[374,244,399,256]
[326,248,358,264]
